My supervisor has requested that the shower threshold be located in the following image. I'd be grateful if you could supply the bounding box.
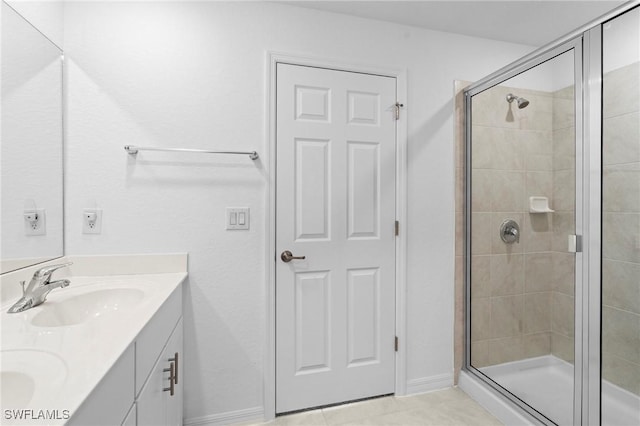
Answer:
[478,355,639,426]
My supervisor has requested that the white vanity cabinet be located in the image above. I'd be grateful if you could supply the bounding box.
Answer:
[137,318,183,426]
[68,283,183,426]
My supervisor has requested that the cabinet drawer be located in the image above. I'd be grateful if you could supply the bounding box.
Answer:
[135,284,182,396]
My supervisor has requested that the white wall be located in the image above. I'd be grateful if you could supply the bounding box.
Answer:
[502,48,576,94]
[5,0,64,48]
[62,2,536,422]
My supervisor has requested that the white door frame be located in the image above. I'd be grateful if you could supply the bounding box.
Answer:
[264,50,408,421]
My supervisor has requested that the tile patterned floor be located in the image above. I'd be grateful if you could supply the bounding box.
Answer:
[241,388,503,425]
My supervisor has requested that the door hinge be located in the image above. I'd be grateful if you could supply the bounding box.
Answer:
[395,220,399,236]
[395,336,399,352]
[395,102,404,120]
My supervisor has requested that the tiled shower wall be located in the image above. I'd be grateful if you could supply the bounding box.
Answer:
[601,62,640,395]
[550,85,576,363]
[468,85,557,367]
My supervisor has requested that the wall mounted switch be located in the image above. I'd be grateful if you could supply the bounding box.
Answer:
[83,209,102,234]
[226,208,249,230]
[24,209,46,236]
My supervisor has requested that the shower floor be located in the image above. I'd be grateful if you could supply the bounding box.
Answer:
[479,355,640,426]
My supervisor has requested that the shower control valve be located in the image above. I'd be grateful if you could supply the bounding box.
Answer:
[500,219,520,244]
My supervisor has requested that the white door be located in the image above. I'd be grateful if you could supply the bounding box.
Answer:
[276,63,397,413]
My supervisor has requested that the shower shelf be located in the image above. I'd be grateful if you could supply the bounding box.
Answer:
[529,196,554,213]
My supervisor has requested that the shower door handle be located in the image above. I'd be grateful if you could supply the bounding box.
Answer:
[568,235,582,253]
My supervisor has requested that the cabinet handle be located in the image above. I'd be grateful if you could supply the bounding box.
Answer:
[163,362,175,396]
[168,352,178,384]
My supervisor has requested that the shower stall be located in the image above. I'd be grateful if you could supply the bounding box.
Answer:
[461,3,639,425]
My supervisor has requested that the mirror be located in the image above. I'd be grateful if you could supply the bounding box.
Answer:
[1,2,64,274]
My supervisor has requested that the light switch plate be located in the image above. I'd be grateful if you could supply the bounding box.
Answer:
[226,207,250,230]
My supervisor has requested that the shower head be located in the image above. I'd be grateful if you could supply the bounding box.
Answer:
[506,93,530,109]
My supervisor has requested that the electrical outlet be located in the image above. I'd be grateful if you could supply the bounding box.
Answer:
[24,209,46,236]
[83,209,102,234]
[226,207,250,230]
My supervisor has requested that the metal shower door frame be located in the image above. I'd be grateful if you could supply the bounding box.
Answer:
[582,25,603,426]
[464,36,586,425]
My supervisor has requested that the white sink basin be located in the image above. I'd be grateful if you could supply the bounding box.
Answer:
[1,371,34,408]
[0,349,67,409]
[31,288,145,327]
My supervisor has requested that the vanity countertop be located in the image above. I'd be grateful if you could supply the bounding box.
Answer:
[0,255,187,425]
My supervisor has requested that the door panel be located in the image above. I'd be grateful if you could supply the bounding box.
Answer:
[295,138,330,240]
[276,64,396,413]
[347,267,381,366]
[348,142,380,239]
[294,271,331,374]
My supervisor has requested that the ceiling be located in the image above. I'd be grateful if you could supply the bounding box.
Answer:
[280,1,626,46]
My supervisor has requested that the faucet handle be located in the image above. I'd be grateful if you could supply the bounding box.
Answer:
[34,262,73,279]
[20,280,26,296]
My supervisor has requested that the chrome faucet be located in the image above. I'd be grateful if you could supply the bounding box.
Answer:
[7,262,72,313]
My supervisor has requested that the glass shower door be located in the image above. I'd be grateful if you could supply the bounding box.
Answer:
[467,46,580,425]
[601,6,640,426]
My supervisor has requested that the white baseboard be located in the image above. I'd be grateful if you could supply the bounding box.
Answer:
[405,373,454,395]
[184,406,264,426]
